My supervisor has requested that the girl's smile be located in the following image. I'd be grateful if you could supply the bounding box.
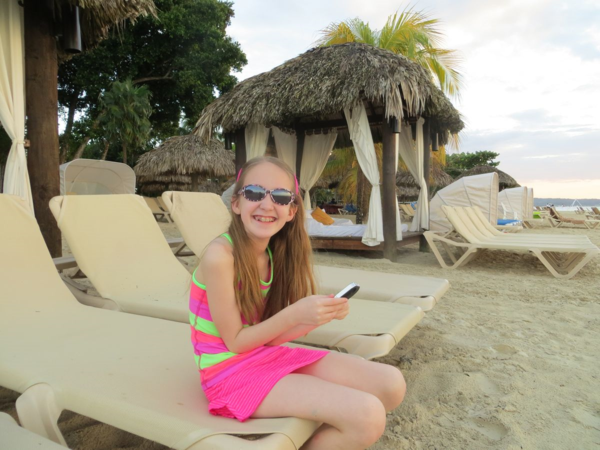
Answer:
[231,162,297,246]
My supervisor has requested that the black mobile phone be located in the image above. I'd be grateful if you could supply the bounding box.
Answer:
[334,283,360,299]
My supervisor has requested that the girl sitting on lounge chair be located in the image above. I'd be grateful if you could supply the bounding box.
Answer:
[191,157,405,449]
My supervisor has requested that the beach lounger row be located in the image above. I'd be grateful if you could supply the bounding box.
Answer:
[547,207,600,229]
[160,191,448,312]
[424,205,599,279]
[49,193,452,360]
[1,192,453,448]
[1,194,320,449]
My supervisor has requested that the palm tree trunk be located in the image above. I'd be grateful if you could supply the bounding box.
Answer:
[72,136,91,160]
[25,0,61,257]
[59,91,80,164]
[356,166,371,224]
[101,141,110,160]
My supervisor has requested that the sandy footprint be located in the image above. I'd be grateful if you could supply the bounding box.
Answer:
[492,344,519,355]
[466,417,509,441]
[570,407,600,431]
[469,372,502,396]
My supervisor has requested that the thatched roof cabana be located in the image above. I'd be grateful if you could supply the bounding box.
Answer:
[456,165,520,190]
[134,135,235,192]
[193,42,464,260]
[396,164,454,189]
[195,43,463,144]
[396,165,454,201]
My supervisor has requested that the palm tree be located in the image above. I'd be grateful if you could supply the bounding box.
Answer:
[98,80,152,165]
[315,7,462,97]
[316,9,461,218]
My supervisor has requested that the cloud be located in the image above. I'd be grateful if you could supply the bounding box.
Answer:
[226,0,600,197]
[522,154,562,159]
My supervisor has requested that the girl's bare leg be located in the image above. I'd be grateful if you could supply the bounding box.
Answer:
[295,352,406,411]
[252,373,386,450]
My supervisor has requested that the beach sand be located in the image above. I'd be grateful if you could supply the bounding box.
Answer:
[2,215,599,449]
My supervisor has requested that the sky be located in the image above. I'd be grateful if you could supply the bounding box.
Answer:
[226,0,600,199]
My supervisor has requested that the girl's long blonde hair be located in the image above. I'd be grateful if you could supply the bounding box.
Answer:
[229,156,316,324]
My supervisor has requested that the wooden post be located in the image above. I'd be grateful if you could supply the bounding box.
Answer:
[295,129,305,179]
[419,120,432,252]
[25,0,62,257]
[295,128,305,204]
[381,118,397,261]
[234,128,246,171]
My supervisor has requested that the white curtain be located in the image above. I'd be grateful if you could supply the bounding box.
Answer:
[244,123,270,160]
[0,1,33,213]
[299,132,337,209]
[398,119,429,231]
[272,127,297,173]
[345,104,402,246]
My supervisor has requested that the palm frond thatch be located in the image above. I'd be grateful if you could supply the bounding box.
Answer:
[56,0,156,52]
[395,163,453,188]
[134,135,235,179]
[194,43,463,142]
[455,165,520,189]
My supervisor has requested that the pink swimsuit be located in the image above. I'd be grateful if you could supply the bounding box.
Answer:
[189,233,327,421]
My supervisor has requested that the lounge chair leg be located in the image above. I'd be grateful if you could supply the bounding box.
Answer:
[426,236,478,269]
[16,383,66,446]
[531,250,596,279]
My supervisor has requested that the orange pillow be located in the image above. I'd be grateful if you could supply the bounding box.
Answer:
[311,207,334,225]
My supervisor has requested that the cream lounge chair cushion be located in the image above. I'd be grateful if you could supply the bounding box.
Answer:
[465,207,589,243]
[162,191,449,311]
[51,194,423,359]
[1,194,318,449]
[313,265,448,311]
[50,195,191,322]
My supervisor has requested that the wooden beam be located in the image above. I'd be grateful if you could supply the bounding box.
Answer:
[233,128,246,171]
[294,115,383,131]
[419,120,432,252]
[381,117,398,261]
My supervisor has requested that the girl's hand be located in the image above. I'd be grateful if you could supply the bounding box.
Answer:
[333,300,350,320]
[292,295,348,326]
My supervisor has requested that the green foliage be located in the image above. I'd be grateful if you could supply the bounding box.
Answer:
[316,7,462,97]
[445,151,500,177]
[58,0,247,158]
[98,80,152,164]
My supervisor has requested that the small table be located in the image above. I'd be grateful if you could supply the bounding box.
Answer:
[322,204,343,215]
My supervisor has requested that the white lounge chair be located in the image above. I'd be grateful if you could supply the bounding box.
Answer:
[0,194,319,449]
[424,205,599,279]
[50,194,424,360]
